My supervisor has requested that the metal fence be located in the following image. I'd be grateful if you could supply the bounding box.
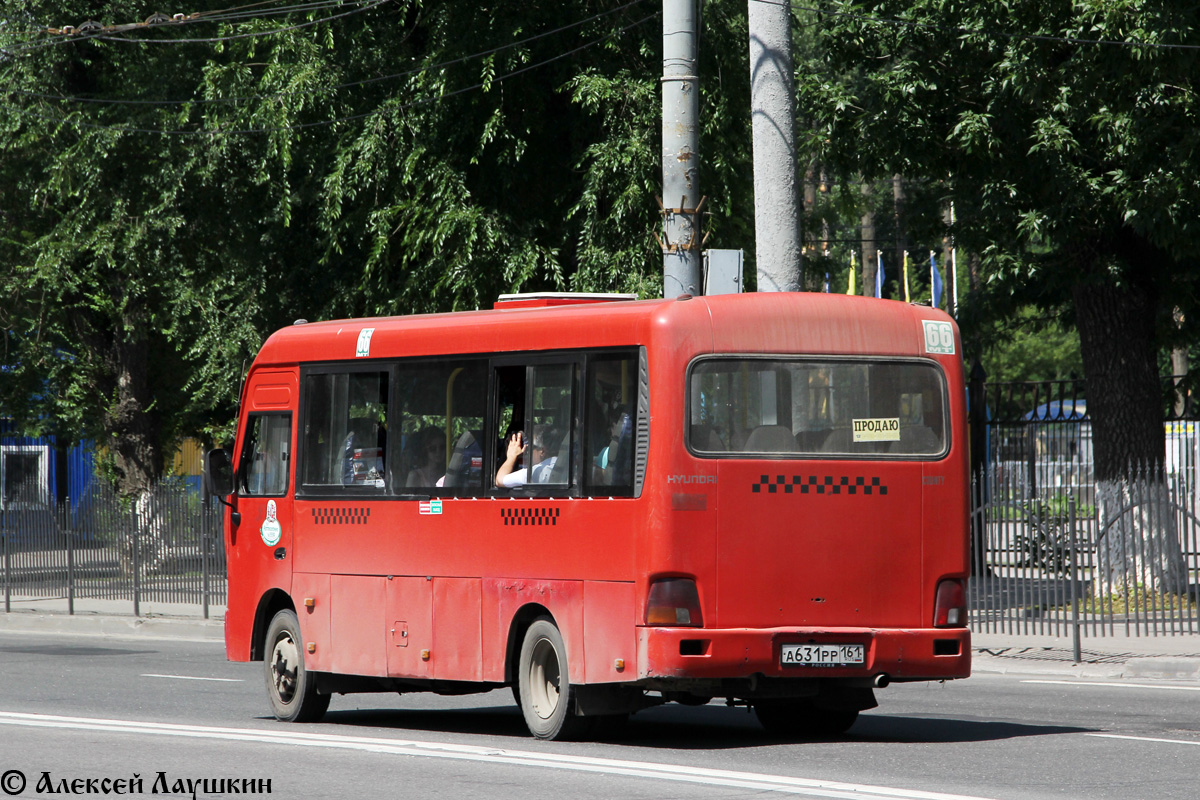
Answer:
[970,379,1200,643]
[1,480,225,617]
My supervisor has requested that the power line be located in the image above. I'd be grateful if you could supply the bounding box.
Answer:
[0,1,389,55]
[11,12,659,137]
[6,0,655,108]
[753,0,1200,52]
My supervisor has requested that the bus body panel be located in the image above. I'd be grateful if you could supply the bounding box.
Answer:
[329,574,388,676]
[638,626,970,681]
[713,460,925,629]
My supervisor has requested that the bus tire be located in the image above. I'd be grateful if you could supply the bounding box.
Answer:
[517,617,592,740]
[754,699,858,738]
[264,609,329,723]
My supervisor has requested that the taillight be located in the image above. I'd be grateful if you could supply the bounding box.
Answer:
[646,578,703,627]
[934,579,967,628]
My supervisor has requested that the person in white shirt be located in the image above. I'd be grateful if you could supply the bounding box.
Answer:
[495,428,558,488]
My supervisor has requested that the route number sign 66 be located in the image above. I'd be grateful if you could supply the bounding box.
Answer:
[923,320,955,355]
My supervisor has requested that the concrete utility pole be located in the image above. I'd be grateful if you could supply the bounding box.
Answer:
[661,0,702,297]
[748,0,801,292]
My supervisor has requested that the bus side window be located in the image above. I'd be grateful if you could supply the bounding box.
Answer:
[586,355,635,494]
[300,371,389,493]
[395,360,488,494]
[239,414,291,497]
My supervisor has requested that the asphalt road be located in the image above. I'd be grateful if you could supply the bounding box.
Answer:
[0,632,1197,800]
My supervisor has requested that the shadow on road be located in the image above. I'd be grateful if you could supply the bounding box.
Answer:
[311,701,1093,749]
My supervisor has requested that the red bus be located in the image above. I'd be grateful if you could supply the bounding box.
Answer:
[206,291,971,740]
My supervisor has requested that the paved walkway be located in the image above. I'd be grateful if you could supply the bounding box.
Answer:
[972,631,1200,680]
[2,597,1199,680]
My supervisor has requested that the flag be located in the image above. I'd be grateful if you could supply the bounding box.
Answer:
[902,251,911,303]
[875,250,884,298]
[847,252,857,295]
[930,251,944,308]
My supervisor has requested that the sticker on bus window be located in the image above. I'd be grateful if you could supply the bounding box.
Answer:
[355,327,375,358]
[922,320,955,355]
[853,418,900,442]
[261,500,282,546]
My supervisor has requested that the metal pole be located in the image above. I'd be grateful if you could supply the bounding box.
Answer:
[662,0,702,297]
[748,0,801,292]
[1069,498,1081,663]
[131,507,141,618]
[3,503,9,614]
[66,503,74,615]
[201,496,211,620]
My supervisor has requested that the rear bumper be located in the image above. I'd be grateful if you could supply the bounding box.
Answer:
[637,625,971,682]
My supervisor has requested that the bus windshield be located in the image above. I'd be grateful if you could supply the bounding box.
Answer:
[689,358,947,458]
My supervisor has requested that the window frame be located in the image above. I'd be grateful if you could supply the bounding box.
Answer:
[236,411,294,498]
[293,347,645,500]
[685,354,951,461]
[296,363,395,499]
[487,352,585,499]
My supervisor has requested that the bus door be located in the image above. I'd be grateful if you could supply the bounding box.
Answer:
[230,371,299,615]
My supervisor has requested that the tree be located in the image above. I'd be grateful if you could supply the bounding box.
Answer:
[1,1,759,507]
[798,1,1200,594]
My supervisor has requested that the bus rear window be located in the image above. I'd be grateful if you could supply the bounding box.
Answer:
[689,358,947,458]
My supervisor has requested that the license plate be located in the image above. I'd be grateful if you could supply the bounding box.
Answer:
[781,643,864,667]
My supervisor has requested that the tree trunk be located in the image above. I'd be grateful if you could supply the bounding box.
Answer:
[1073,279,1187,596]
[860,180,876,294]
[97,303,167,578]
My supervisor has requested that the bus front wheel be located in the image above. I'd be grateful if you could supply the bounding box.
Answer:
[264,609,330,723]
[517,618,592,740]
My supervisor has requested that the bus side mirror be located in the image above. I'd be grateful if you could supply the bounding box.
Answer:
[205,448,234,501]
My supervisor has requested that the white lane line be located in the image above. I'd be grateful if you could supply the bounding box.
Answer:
[1022,680,1200,692]
[140,674,243,683]
[0,711,997,800]
[1087,733,1200,747]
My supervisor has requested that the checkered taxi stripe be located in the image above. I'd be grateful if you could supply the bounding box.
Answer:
[311,507,371,525]
[752,475,888,495]
[500,508,561,526]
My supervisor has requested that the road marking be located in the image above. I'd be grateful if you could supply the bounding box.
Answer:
[140,674,243,683]
[0,711,998,800]
[1022,679,1200,692]
[1087,733,1200,747]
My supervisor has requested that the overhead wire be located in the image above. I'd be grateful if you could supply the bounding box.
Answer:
[7,0,655,108]
[11,10,660,137]
[0,0,390,55]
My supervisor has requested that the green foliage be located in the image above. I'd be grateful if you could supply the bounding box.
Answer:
[982,306,1083,383]
[0,1,759,493]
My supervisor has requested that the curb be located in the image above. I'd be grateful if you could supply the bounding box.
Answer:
[1123,657,1200,681]
[970,655,1126,680]
[0,611,223,642]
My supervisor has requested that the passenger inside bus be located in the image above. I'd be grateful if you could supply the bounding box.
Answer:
[404,427,446,488]
[495,427,559,488]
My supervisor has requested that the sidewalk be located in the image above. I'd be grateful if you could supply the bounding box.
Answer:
[2,599,1199,681]
[0,596,225,642]
[972,631,1200,680]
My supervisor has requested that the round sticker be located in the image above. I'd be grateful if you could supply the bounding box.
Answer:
[261,499,282,547]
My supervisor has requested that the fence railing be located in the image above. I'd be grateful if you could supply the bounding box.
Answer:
[1,481,225,617]
[970,457,1200,643]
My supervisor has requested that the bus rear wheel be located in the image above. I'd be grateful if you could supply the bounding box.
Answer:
[264,609,330,723]
[517,617,592,740]
[754,698,858,738]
